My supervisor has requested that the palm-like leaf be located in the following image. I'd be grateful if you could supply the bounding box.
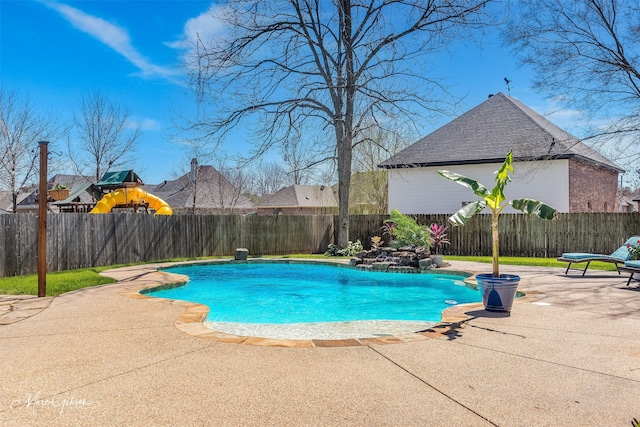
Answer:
[449,200,487,226]
[438,170,490,198]
[495,151,514,185]
[511,199,557,220]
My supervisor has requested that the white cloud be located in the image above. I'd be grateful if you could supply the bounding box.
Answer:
[42,1,178,79]
[166,3,227,50]
[127,117,162,131]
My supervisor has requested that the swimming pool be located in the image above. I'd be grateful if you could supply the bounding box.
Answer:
[147,262,480,332]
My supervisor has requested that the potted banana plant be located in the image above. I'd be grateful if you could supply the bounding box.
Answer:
[438,151,557,312]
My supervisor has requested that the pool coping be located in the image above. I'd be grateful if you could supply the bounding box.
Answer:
[117,258,545,347]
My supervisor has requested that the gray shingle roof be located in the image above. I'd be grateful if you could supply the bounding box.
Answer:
[149,165,254,210]
[16,174,95,207]
[258,185,337,208]
[378,92,623,172]
[0,191,25,212]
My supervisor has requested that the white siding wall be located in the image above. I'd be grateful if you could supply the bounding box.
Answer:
[387,159,570,214]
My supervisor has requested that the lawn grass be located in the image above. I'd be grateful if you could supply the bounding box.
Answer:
[0,254,617,297]
[0,256,230,297]
[445,255,618,271]
[0,267,118,297]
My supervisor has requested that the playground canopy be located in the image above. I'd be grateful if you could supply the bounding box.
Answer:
[51,182,103,213]
[96,170,144,190]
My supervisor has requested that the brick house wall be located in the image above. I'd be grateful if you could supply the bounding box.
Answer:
[568,158,619,212]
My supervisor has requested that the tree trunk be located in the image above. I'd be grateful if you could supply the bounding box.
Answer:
[336,0,355,248]
[337,137,352,247]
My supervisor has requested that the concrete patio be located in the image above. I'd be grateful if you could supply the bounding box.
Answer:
[1,261,639,426]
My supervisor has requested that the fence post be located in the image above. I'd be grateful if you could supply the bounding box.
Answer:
[37,141,48,297]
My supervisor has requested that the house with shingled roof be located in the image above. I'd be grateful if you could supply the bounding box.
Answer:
[257,184,337,215]
[146,161,254,214]
[378,93,624,213]
[2,174,94,213]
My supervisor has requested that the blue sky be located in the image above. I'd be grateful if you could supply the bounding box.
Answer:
[1,0,586,185]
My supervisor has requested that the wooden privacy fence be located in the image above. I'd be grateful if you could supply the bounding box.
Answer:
[1,212,639,277]
[0,213,335,277]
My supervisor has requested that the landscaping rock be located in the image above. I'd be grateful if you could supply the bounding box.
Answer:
[388,266,419,273]
[371,262,393,272]
[398,252,416,266]
[419,258,433,271]
[415,247,431,259]
[354,244,428,272]
[368,247,382,257]
[349,257,362,266]
[355,264,372,271]
[375,255,388,262]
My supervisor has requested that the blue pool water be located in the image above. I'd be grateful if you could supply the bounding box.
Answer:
[148,262,480,324]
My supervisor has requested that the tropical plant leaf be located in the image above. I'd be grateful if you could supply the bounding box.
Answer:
[511,199,557,220]
[448,201,487,226]
[438,170,490,198]
[486,187,505,211]
[495,151,514,186]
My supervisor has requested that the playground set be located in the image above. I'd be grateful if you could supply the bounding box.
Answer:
[51,170,172,215]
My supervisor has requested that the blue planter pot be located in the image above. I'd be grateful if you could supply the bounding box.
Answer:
[476,273,520,312]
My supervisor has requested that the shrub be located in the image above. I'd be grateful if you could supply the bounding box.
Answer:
[429,223,450,255]
[324,240,363,257]
[386,209,431,249]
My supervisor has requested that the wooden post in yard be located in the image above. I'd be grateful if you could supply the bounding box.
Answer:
[37,141,48,298]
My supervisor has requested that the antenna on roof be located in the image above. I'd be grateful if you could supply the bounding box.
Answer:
[504,77,512,96]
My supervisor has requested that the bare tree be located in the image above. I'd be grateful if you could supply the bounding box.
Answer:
[212,160,252,214]
[278,129,332,186]
[350,124,412,213]
[69,91,142,182]
[0,88,61,212]
[172,134,217,214]
[246,160,290,196]
[185,0,492,246]
[506,0,640,170]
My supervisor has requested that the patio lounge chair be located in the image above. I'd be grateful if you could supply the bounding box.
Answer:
[617,260,640,286]
[557,236,640,276]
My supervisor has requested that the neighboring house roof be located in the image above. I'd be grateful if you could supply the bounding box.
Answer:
[379,92,623,173]
[149,165,254,210]
[17,174,95,208]
[0,191,27,213]
[258,185,337,208]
